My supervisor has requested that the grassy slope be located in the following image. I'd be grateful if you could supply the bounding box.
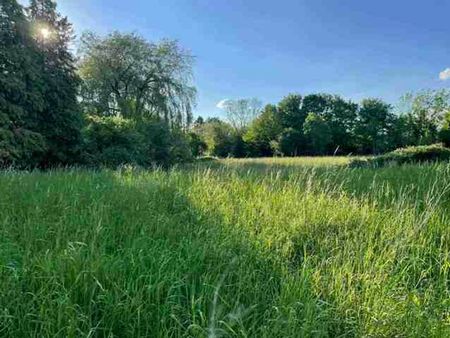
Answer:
[0,158,449,337]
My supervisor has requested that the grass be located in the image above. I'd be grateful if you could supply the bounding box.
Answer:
[0,158,449,337]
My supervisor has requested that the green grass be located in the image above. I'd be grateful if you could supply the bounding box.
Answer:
[1,158,449,337]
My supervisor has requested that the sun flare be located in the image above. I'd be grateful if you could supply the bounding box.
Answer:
[40,27,51,39]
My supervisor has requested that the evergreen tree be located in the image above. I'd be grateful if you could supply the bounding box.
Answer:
[0,0,47,167]
[28,0,82,166]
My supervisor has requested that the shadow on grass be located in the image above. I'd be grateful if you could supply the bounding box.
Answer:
[0,170,340,337]
[1,167,448,337]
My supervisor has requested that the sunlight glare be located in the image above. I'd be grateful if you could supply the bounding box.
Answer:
[40,27,51,39]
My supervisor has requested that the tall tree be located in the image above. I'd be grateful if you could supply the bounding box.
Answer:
[324,96,358,153]
[244,104,282,156]
[28,0,83,166]
[222,98,262,132]
[303,112,332,155]
[78,32,196,127]
[0,0,47,167]
[277,94,305,130]
[398,89,450,145]
[194,118,235,157]
[355,98,394,154]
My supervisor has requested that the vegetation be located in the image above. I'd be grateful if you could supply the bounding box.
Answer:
[0,0,82,168]
[351,144,450,168]
[78,31,195,126]
[2,0,450,168]
[193,91,450,158]
[1,158,449,336]
[1,0,194,169]
[2,1,450,336]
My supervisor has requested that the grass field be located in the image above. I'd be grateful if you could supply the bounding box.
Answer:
[1,158,449,337]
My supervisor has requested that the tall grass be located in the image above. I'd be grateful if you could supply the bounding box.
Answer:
[0,159,449,337]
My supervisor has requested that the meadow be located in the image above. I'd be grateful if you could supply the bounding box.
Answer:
[0,158,449,337]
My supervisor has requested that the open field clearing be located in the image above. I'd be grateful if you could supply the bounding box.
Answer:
[1,158,450,337]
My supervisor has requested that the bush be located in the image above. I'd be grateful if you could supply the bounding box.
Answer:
[350,144,450,167]
[81,116,192,168]
[187,132,207,157]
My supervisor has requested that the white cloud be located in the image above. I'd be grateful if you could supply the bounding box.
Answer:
[439,68,450,81]
[216,99,231,109]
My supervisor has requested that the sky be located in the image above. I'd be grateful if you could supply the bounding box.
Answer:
[21,0,450,117]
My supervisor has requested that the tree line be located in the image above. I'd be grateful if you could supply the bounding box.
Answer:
[1,0,450,169]
[1,0,195,168]
[190,91,450,158]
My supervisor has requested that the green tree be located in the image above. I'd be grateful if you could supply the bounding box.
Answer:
[194,118,235,157]
[301,94,333,116]
[78,32,196,127]
[439,111,450,147]
[187,132,207,157]
[303,112,332,155]
[28,0,83,166]
[398,90,450,145]
[276,128,304,156]
[355,98,394,154]
[324,96,358,154]
[244,104,282,156]
[277,94,305,130]
[0,0,47,167]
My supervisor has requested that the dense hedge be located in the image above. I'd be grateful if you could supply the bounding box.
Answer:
[350,144,450,167]
[81,116,192,168]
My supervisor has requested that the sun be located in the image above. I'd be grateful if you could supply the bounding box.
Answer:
[40,27,51,39]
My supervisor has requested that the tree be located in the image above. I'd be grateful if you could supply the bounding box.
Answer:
[28,0,83,166]
[187,131,207,157]
[276,128,304,156]
[277,94,305,130]
[324,96,358,154]
[78,32,196,127]
[303,112,332,155]
[244,104,282,156]
[439,111,450,147]
[398,90,450,145]
[355,98,394,154]
[194,118,235,157]
[223,98,262,132]
[0,0,46,167]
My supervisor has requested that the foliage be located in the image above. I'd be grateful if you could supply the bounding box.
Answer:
[0,0,83,168]
[222,98,262,132]
[439,112,450,147]
[187,132,207,157]
[397,89,450,145]
[350,144,450,167]
[82,116,192,167]
[276,128,304,156]
[355,98,394,154]
[78,32,196,127]
[28,0,83,167]
[193,118,236,157]
[277,93,305,130]
[244,104,282,156]
[0,0,47,167]
[303,112,332,154]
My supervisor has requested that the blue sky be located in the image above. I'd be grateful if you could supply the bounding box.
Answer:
[23,0,450,117]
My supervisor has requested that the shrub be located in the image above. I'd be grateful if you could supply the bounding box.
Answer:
[187,132,207,157]
[350,144,450,167]
[81,116,192,168]
[82,116,144,167]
